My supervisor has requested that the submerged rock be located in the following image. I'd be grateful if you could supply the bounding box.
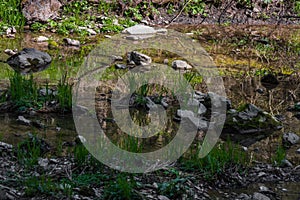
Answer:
[7,48,52,74]
[222,104,282,146]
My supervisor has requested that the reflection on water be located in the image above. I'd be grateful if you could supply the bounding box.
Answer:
[0,113,76,148]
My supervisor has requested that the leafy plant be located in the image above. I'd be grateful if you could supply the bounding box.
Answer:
[158,177,190,199]
[184,0,206,16]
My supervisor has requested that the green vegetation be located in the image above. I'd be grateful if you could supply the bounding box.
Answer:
[17,134,42,168]
[158,176,190,198]
[56,73,73,111]
[9,72,39,111]
[0,0,25,30]
[271,145,286,166]
[6,72,73,112]
[180,140,249,178]
[103,174,140,200]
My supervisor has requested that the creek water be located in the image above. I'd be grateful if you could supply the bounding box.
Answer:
[0,29,299,198]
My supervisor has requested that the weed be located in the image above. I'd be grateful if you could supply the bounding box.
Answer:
[56,73,72,111]
[73,144,90,166]
[24,175,60,197]
[158,177,190,199]
[271,145,286,166]
[119,135,143,153]
[17,135,42,168]
[294,0,300,15]
[30,22,47,32]
[184,0,206,16]
[103,174,139,200]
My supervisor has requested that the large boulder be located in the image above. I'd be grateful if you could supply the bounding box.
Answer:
[22,0,62,22]
[7,48,52,74]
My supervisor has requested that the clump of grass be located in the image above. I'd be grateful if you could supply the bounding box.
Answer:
[9,72,38,111]
[23,175,60,197]
[103,174,140,200]
[0,0,25,28]
[271,145,286,166]
[56,73,72,111]
[180,139,248,178]
[17,134,42,168]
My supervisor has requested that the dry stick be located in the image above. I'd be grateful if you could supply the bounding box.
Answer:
[165,0,192,28]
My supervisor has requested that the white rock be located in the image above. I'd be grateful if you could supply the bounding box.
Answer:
[122,24,156,35]
[87,28,97,35]
[63,38,80,46]
[34,36,49,42]
[172,60,192,70]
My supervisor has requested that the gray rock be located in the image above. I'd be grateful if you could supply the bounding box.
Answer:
[17,116,31,126]
[172,60,192,70]
[38,158,49,168]
[176,109,207,130]
[122,24,156,35]
[39,88,56,96]
[64,38,80,46]
[296,148,300,154]
[236,193,251,200]
[177,109,195,118]
[283,132,300,146]
[22,0,62,22]
[7,48,52,74]
[127,51,152,66]
[198,103,207,115]
[157,195,170,200]
[161,98,168,108]
[252,192,270,200]
[281,159,293,167]
[115,63,127,69]
[146,97,158,110]
[0,141,13,150]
